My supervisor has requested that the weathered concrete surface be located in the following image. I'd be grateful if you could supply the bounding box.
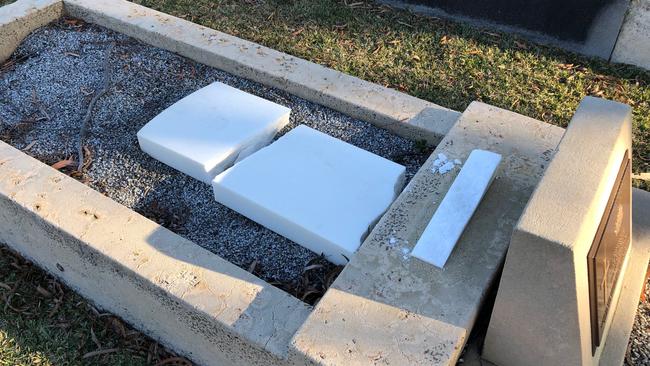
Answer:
[0,0,63,63]
[483,97,634,366]
[61,0,460,144]
[611,0,650,70]
[289,102,565,365]
[0,141,312,366]
[600,188,650,366]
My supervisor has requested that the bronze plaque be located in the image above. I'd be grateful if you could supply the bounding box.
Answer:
[587,150,631,354]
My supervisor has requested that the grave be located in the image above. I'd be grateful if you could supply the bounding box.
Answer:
[1,1,649,366]
[137,81,291,184]
[483,97,650,366]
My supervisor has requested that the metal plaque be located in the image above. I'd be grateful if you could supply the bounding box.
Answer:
[587,150,631,354]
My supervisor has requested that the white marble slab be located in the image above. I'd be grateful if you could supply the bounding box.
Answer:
[212,125,406,265]
[411,149,501,268]
[137,82,290,184]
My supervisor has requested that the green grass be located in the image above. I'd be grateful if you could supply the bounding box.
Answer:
[0,245,185,365]
[130,0,649,189]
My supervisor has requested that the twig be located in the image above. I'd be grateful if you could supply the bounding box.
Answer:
[78,43,114,171]
[82,348,119,359]
[3,273,26,312]
[154,357,192,366]
[31,89,50,122]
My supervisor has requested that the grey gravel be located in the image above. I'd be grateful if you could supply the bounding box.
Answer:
[0,20,430,285]
[626,272,650,366]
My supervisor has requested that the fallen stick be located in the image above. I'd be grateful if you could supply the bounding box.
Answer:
[31,89,50,122]
[77,43,114,172]
[82,348,119,359]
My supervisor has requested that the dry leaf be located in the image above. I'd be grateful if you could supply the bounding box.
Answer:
[247,260,259,273]
[304,264,324,272]
[51,159,75,170]
[514,40,528,49]
[154,357,193,366]
[36,285,52,297]
[397,20,413,28]
[23,141,37,151]
[63,19,83,27]
[91,327,102,348]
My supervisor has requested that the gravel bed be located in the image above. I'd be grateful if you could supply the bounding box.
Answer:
[626,270,650,365]
[0,20,430,287]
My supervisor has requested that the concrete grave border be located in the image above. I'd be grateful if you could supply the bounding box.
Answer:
[0,0,457,364]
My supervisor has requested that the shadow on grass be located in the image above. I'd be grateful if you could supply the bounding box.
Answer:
[0,245,189,366]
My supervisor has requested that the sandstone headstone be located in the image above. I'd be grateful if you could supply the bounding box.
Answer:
[483,96,637,365]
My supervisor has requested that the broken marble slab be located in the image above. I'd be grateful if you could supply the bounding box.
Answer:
[411,149,502,268]
[137,82,291,184]
[212,125,406,265]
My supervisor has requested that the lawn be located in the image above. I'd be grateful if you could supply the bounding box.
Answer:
[0,0,649,365]
[0,245,190,366]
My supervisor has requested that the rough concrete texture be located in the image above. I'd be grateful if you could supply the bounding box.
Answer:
[600,188,650,366]
[611,0,650,70]
[60,0,460,144]
[483,97,634,366]
[289,102,565,365]
[0,140,314,366]
[0,0,62,63]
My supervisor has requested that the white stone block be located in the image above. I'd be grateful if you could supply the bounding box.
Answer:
[212,125,406,265]
[412,149,501,268]
[137,82,291,184]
